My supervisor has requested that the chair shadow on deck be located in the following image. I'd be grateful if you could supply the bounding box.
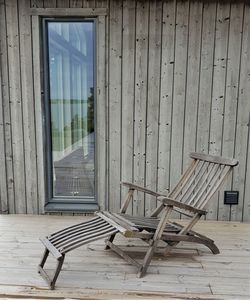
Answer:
[38,152,238,289]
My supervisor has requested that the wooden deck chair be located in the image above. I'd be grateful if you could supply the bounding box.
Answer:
[38,152,238,289]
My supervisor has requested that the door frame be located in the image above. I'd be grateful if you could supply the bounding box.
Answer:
[30,9,107,213]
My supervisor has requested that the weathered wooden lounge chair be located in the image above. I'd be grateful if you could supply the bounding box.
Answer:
[38,152,238,289]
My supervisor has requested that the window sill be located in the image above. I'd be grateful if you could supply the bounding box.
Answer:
[44,202,99,213]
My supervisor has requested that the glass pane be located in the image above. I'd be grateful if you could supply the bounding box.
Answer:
[47,21,95,198]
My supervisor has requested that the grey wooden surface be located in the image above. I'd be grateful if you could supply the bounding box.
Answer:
[0,215,249,299]
[0,0,249,221]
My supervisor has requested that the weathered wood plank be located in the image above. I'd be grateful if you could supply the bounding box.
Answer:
[29,7,107,15]
[5,0,26,213]
[96,15,107,210]
[56,0,70,8]
[169,0,189,219]
[183,1,203,169]
[206,3,230,219]
[232,3,250,221]
[120,0,136,215]
[207,2,230,220]
[0,57,8,213]
[196,2,217,154]
[243,127,250,221]
[31,16,45,213]
[108,0,122,212]
[210,2,230,151]
[219,3,244,221]
[0,0,15,214]
[145,0,162,217]
[95,0,108,8]
[70,0,83,7]
[82,0,95,8]
[133,0,149,216]
[157,0,176,196]
[170,0,189,192]
[0,215,249,299]
[44,0,57,7]
[30,0,44,8]
[19,0,38,214]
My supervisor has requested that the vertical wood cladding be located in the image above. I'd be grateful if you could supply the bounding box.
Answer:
[0,0,249,221]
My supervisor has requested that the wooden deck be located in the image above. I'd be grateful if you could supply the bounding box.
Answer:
[0,215,249,299]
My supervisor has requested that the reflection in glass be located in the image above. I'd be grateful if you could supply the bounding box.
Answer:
[47,21,95,198]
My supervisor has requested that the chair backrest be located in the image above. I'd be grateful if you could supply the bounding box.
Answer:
[168,152,238,211]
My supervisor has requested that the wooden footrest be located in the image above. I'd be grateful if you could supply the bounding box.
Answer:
[44,216,118,255]
[38,216,119,289]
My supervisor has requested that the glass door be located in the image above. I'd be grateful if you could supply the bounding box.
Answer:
[43,19,95,204]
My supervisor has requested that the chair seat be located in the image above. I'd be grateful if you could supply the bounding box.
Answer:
[117,213,181,233]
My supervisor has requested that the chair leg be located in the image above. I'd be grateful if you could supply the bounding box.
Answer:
[38,248,65,290]
[137,243,156,278]
[105,233,116,250]
[163,242,179,257]
[39,248,49,268]
[50,254,65,290]
[203,240,220,254]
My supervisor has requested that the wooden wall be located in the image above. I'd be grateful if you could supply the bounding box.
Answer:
[0,0,249,221]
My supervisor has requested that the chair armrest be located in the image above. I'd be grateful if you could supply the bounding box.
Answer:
[157,196,207,215]
[121,182,167,198]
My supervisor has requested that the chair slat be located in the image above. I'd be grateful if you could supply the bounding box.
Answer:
[54,222,114,249]
[63,228,118,253]
[169,159,199,198]
[197,165,231,209]
[177,161,208,203]
[190,164,221,208]
[186,163,220,207]
[49,217,102,240]
[52,221,108,247]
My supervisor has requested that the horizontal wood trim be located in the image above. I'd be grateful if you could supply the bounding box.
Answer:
[28,8,108,16]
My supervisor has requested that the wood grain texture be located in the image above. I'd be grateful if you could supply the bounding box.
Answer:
[243,124,250,221]
[157,0,176,196]
[108,0,122,212]
[19,0,38,214]
[0,56,8,213]
[96,15,107,210]
[183,1,203,169]
[232,3,250,221]
[219,2,244,221]
[121,0,136,215]
[207,2,230,220]
[56,0,70,8]
[133,0,149,216]
[0,0,15,213]
[0,215,249,299]
[70,0,83,7]
[196,2,217,154]
[5,0,26,213]
[44,0,57,7]
[31,16,45,214]
[145,0,162,216]
[170,0,189,190]
[0,0,249,221]
[31,0,44,8]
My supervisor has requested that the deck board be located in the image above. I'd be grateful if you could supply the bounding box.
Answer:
[0,215,249,299]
